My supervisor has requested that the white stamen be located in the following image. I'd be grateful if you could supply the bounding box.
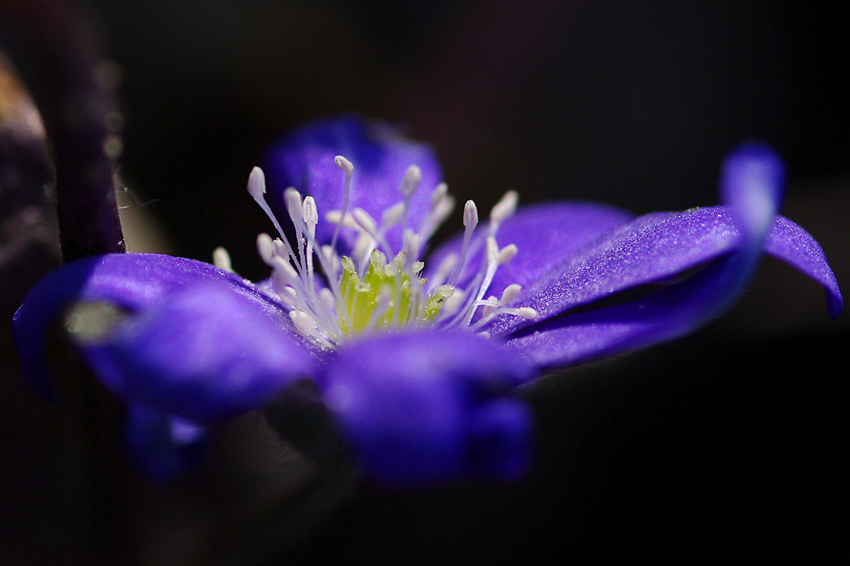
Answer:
[334,155,353,174]
[245,159,528,347]
[490,190,518,224]
[303,196,318,238]
[272,238,287,257]
[486,236,500,264]
[516,307,538,319]
[449,200,479,286]
[430,182,448,206]
[326,210,360,229]
[419,193,455,243]
[285,188,304,226]
[481,296,499,318]
[271,256,299,283]
[331,155,353,252]
[352,207,378,234]
[398,165,421,199]
[319,287,336,312]
[213,247,233,272]
[501,283,522,304]
[402,229,421,262]
[276,286,298,306]
[247,168,288,245]
[381,202,406,229]
[430,253,458,289]
[463,199,479,228]
[352,231,373,268]
[247,167,266,201]
[256,233,275,264]
[443,289,465,316]
[498,243,518,265]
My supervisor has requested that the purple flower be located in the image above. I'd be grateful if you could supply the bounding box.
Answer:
[13,117,842,484]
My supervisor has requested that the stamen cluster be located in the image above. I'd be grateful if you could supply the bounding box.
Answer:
[235,156,537,349]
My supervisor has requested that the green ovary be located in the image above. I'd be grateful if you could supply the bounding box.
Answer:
[338,250,454,336]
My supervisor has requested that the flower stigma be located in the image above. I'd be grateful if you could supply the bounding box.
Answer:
[244,158,537,349]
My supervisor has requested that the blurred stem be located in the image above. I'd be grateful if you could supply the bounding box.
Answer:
[0,0,125,262]
[1,1,127,563]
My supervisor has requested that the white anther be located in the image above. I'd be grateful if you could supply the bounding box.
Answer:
[435,253,458,280]
[463,200,479,228]
[498,243,518,265]
[321,245,340,275]
[334,155,354,173]
[285,188,304,225]
[275,285,298,306]
[443,289,465,316]
[272,238,287,257]
[271,256,299,282]
[247,167,266,200]
[403,229,421,260]
[432,194,455,225]
[398,165,422,199]
[490,190,518,223]
[500,284,522,304]
[430,182,448,206]
[326,210,359,229]
[213,247,233,272]
[319,287,336,312]
[486,236,499,264]
[302,196,318,237]
[352,207,378,234]
[247,167,288,241]
[381,202,406,229]
[331,156,354,251]
[290,310,319,337]
[419,193,455,243]
[257,233,276,264]
[352,231,373,266]
[516,307,538,319]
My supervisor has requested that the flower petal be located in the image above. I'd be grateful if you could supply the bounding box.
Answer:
[486,144,808,339]
[507,223,843,370]
[426,201,634,298]
[505,255,746,368]
[318,331,534,484]
[124,403,208,481]
[13,253,319,408]
[506,142,841,368]
[76,280,317,422]
[484,206,740,338]
[263,115,443,255]
[763,216,843,318]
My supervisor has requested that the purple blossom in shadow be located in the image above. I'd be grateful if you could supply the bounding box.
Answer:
[13,117,842,485]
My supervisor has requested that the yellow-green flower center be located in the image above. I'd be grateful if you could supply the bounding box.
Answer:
[338,250,454,336]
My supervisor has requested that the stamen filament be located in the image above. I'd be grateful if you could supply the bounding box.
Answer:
[246,159,533,348]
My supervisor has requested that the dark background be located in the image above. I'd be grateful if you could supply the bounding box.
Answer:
[2,1,849,564]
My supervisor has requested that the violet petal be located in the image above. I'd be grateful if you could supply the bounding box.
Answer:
[763,216,843,318]
[12,253,317,402]
[318,331,534,484]
[263,116,442,255]
[507,143,841,368]
[77,280,317,422]
[426,201,634,299]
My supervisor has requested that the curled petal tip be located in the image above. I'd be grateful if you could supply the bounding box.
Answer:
[721,141,786,240]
